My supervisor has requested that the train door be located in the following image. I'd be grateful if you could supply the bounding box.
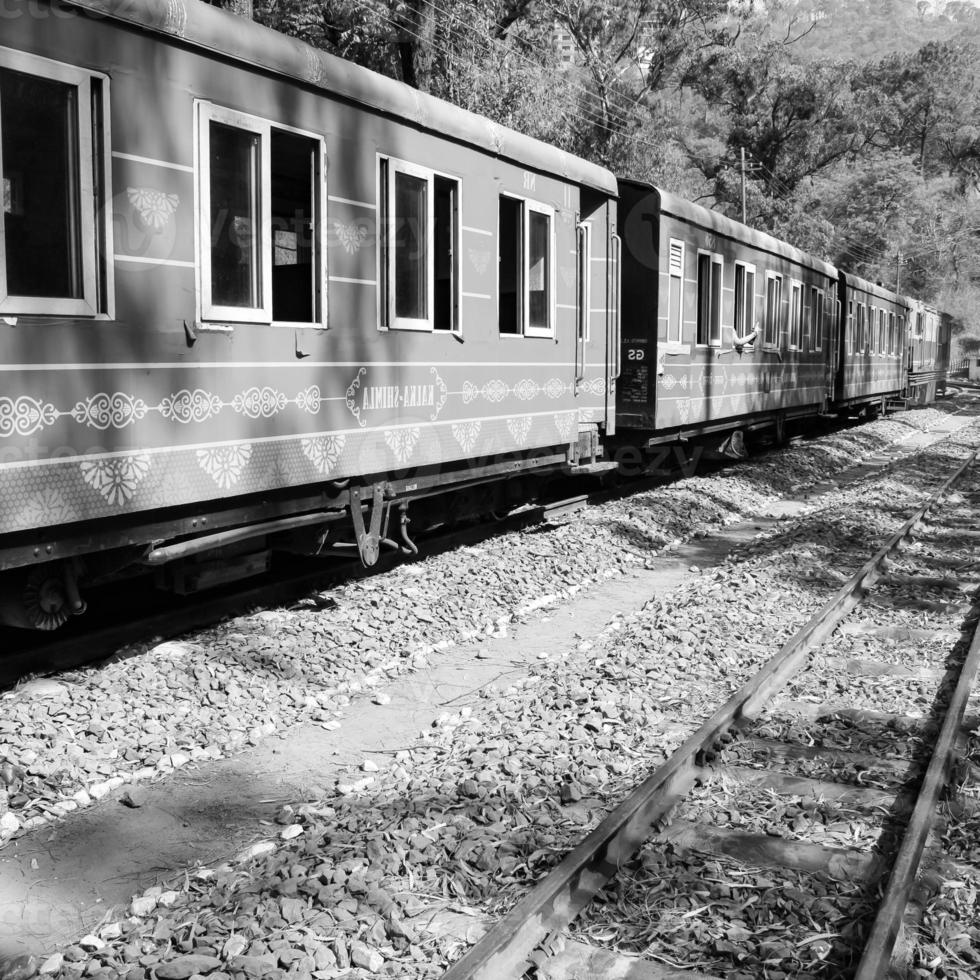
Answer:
[575,191,617,437]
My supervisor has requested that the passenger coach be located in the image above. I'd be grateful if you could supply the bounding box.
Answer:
[0,0,619,628]
[616,180,838,454]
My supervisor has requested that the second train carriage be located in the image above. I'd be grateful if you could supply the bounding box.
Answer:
[833,273,909,412]
[616,180,838,452]
[0,0,620,628]
[906,299,952,404]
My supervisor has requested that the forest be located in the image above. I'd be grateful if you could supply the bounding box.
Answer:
[246,0,980,348]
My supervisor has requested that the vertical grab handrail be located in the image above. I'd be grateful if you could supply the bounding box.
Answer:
[574,222,586,386]
[610,232,622,382]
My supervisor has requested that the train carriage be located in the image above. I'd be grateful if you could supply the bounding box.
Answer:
[906,298,951,403]
[0,0,619,628]
[616,180,837,451]
[833,273,908,412]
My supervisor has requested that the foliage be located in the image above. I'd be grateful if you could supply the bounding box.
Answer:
[251,0,980,333]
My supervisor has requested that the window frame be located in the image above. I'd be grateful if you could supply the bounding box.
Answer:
[763,271,782,350]
[378,155,462,334]
[733,260,756,346]
[810,286,824,352]
[788,279,803,350]
[846,300,854,355]
[666,238,685,345]
[197,102,327,327]
[496,191,556,339]
[695,249,723,348]
[0,46,113,318]
[523,197,556,338]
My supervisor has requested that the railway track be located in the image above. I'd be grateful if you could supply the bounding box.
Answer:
[440,436,980,979]
[1,409,968,690]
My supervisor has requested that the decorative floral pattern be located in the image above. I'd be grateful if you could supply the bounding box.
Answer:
[301,435,346,476]
[384,427,420,465]
[461,381,480,405]
[677,398,691,424]
[483,379,509,403]
[159,389,223,424]
[295,386,322,415]
[430,368,449,422]
[0,396,58,437]
[346,368,367,428]
[661,374,677,390]
[544,378,566,399]
[232,387,288,419]
[579,377,608,396]
[80,454,151,506]
[507,415,532,446]
[71,392,149,430]
[197,444,252,489]
[164,0,187,37]
[467,249,490,275]
[127,187,180,232]
[554,412,574,442]
[514,379,540,401]
[451,421,481,453]
[334,221,369,254]
[20,488,77,526]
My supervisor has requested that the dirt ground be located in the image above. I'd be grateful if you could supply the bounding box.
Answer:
[0,516,776,962]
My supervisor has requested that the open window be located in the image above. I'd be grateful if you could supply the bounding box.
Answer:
[378,156,459,333]
[789,281,803,350]
[810,286,824,351]
[498,193,554,338]
[733,261,755,344]
[666,239,684,344]
[764,272,782,348]
[199,103,324,326]
[846,301,854,355]
[0,47,112,317]
[696,250,722,346]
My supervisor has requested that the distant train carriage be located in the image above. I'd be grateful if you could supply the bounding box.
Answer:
[906,298,951,403]
[0,0,619,628]
[833,273,908,412]
[616,180,837,452]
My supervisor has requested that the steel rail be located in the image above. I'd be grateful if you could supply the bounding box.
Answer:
[441,446,979,980]
[853,587,980,977]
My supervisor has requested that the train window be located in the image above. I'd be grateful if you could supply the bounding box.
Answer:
[497,193,554,338]
[789,281,803,350]
[764,272,782,348]
[869,306,877,352]
[888,313,896,355]
[878,309,886,355]
[667,240,684,344]
[198,104,325,326]
[733,262,755,343]
[695,251,722,346]
[811,287,824,351]
[0,50,111,317]
[378,157,459,332]
[846,301,854,354]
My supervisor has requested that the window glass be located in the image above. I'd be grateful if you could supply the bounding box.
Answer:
[498,195,521,334]
[271,130,317,323]
[209,121,261,309]
[847,301,854,354]
[1,67,81,299]
[576,222,591,343]
[528,209,550,331]
[789,282,802,349]
[696,252,722,346]
[811,288,823,351]
[765,275,781,347]
[433,175,457,332]
[394,171,427,320]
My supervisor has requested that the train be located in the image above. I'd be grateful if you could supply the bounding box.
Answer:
[0,0,952,629]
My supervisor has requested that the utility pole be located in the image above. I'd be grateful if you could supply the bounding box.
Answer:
[896,250,902,293]
[740,147,747,224]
